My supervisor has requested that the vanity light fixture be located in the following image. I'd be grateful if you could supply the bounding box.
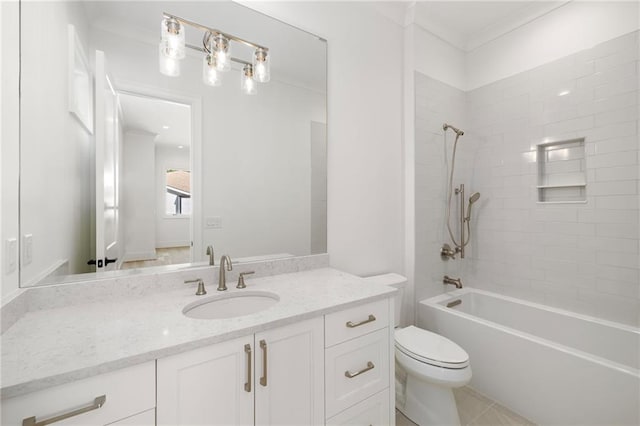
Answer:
[159,12,271,94]
[241,64,257,95]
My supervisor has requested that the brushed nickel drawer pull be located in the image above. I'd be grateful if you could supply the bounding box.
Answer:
[244,344,252,392]
[259,340,268,387]
[22,395,106,426]
[345,361,375,378]
[346,314,376,328]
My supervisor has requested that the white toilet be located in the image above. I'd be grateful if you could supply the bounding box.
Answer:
[364,274,471,426]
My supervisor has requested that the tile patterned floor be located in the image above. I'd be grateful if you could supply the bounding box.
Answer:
[396,386,536,426]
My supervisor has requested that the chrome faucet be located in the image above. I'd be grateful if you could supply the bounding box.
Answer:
[206,245,215,266]
[443,275,463,289]
[218,255,233,291]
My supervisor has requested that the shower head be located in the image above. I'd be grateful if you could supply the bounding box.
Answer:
[443,123,464,136]
[465,192,481,222]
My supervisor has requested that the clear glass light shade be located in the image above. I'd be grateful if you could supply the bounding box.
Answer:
[159,42,180,76]
[212,34,231,72]
[252,48,270,83]
[160,18,185,59]
[241,64,257,95]
[202,55,222,86]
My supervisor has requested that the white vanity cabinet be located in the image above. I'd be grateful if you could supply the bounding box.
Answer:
[157,317,324,426]
[1,362,155,426]
[324,299,394,425]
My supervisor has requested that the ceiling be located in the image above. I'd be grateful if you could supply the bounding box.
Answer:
[118,93,191,148]
[373,1,570,52]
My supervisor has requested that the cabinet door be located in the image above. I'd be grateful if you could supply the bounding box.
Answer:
[255,317,324,425]
[106,409,155,426]
[157,336,254,426]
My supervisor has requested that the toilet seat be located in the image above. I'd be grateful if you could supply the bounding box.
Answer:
[395,326,469,369]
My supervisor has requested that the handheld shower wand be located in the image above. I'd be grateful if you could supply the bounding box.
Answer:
[441,123,481,260]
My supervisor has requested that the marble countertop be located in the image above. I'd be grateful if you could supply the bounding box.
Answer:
[1,267,395,399]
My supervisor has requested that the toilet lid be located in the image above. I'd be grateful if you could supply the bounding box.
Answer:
[395,326,469,369]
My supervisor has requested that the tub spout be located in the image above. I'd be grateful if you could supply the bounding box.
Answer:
[443,275,463,289]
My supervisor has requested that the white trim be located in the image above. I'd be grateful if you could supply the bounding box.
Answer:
[121,251,157,262]
[22,259,69,287]
[155,241,190,249]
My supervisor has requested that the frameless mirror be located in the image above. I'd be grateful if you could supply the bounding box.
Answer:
[19,1,327,287]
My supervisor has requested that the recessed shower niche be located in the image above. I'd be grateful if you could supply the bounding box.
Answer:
[536,138,586,203]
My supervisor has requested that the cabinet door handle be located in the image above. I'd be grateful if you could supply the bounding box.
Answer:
[259,339,268,387]
[345,361,375,379]
[346,314,376,328]
[244,344,252,392]
[22,395,106,426]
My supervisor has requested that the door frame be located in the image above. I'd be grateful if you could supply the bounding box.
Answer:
[115,80,203,264]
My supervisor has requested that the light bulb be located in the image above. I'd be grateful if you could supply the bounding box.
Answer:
[252,48,270,83]
[241,64,257,95]
[160,18,185,60]
[212,34,231,72]
[202,54,221,86]
[159,42,180,76]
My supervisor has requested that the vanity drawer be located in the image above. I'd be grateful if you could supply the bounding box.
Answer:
[325,328,389,418]
[325,299,389,347]
[1,362,155,426]
[326,389,390,426]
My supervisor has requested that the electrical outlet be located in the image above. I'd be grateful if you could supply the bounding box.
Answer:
[23,234,33,266]
[205,216,222,229]
[5,238,17,274]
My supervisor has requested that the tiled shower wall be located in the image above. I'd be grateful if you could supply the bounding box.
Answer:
[414,74,466,305]
[415,31,639,325]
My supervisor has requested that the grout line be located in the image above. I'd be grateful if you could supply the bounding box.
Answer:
[466,400,496,425]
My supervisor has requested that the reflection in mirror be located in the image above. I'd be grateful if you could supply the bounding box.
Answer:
[19,1,327,287]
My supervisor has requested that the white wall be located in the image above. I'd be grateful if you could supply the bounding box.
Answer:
[413,24,466,91]
[466,1,640,90]
[310,121,327,254]
[122,130,157,261]
[155,145,190,249]
[1,1,21,301]
[242,1,405,276]
[19,1,93,286]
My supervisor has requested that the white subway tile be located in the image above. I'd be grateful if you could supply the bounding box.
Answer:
[594,75,639,99]
[596,251,639,269]
[588,180,637,196]
[595,165,638,182]
[594,136,639,154]
[595,195,639,210]
[595,105,639,127]
[588,150,638,168]
[596,223,639,239]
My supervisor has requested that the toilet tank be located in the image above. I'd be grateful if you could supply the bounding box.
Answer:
[363,273,407,327]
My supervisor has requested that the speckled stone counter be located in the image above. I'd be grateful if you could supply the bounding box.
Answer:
[1,267,395,399]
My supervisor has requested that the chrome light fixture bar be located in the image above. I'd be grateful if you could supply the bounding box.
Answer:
[159,12,270,95]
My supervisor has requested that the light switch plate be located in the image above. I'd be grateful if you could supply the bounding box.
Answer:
[23,234,33,266]
[205,216,222,229]
[5,238,17,274]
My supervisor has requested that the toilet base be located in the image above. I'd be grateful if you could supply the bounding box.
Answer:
[397,373,462,426]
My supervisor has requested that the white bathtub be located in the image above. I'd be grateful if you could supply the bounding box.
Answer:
[418,288,640,426]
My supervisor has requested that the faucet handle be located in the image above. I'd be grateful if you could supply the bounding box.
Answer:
[237,271,255,289]
[185,278,207,296]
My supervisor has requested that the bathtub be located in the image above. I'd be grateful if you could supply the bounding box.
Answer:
[418,288,640,426]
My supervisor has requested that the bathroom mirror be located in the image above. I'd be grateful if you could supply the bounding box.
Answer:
[19,1,327,287]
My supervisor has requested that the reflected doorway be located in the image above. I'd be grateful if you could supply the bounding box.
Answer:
[116,92,193,269]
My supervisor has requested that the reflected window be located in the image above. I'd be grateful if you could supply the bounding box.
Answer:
[165,169,191,215]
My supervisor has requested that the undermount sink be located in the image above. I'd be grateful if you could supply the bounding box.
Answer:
[182,291,280,320]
